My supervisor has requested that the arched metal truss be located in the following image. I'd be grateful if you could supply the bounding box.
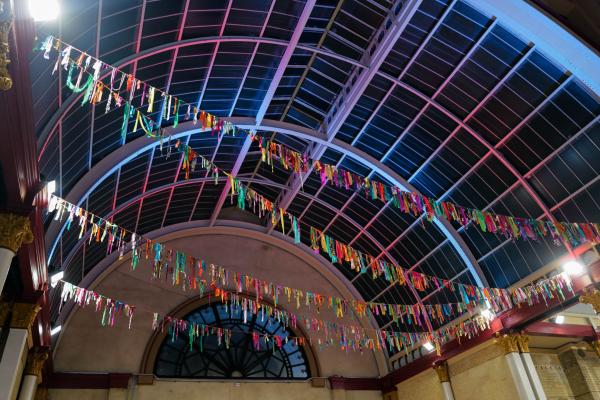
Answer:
[45,118,488,292]
[40,31,590,280]
[38,0,600,350]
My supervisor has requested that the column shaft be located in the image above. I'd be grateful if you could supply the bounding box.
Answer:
[505,352,536,400]
[0,328,29,400]
[520,352,547,400]
[17,374,37,400]
[441,381,454,400]
[0,247,16,292]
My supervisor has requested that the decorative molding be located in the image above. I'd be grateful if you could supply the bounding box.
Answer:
[25,347,49,379]
[433,360,450,383]
[495,333,519,354]
[580,289,600,314]
[515,334,530,353]
[0,213,33,253]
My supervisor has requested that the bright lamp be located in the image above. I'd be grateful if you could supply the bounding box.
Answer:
[28,0,59,21]
[562,260,584,276]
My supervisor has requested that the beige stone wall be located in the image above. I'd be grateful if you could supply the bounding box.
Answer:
[448,341,519,400]
[48,381,383,400]
[559,346,600,399]
[53,229,383,378]
[395,368,442,400]
[530,352,574,399]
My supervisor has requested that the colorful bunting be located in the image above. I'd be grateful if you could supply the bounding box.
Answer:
[38,36,600,249]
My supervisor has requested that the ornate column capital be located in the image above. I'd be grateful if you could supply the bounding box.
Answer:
[580,289,600,314]
[495,333,520,354]
[0,213,33,253]
[515,334,530,353]
[24,347,49,379]
[433,360,450,383]
[588,340,600,358]
[0,302,41,328]
[0,18,12,91]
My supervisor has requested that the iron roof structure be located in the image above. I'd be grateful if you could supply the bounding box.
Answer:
[33,0,600,354]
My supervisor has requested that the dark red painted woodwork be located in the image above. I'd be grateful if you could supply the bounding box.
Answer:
[0,2,50,348]
[328,377,381,391]
[46,373,132,389]
[525,321,596,338]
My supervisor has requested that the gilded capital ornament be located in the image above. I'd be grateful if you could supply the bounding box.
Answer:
[589,340,600,358]
[24,348,49,379]
[0,213,33,253]
[515,334,530,353]
[0,19,12,91]
[434,361,450,383]
[9,302,41,329]
[495,333,519,354]
[580,290,600,314]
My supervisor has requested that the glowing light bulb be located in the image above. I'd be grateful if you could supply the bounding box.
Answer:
[555,315,565,324]
[47,180,56,194]
[28,0,59,21]
[50,270,64,287]
[423,341,434,352]
[562,260,584,276]
[481,308,494,320]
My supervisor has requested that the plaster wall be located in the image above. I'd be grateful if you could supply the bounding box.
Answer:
[48,381,383,400]
[394,368,442,400]
[52,230,381,378]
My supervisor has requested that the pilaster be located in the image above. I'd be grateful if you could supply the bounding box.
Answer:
[580,290,600,315]
[0,213,34,293]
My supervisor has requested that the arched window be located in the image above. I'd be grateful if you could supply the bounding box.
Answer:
[153,303,311,379]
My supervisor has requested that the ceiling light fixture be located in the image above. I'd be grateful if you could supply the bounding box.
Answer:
[555,315,565,324]
[50,270,63,288]
[46,180,56,195]
[423,341,434,352]
[481,308,495,321]
[50,325,62,336]
[28,0,59,21]
[562,260,585,276]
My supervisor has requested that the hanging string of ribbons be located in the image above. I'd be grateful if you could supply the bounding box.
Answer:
[58,279,495,355]
[40,37,578,311]
[49,193,574,335]
[38,36,600,249]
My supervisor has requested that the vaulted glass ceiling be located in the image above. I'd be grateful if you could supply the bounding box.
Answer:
[33,0,600,340]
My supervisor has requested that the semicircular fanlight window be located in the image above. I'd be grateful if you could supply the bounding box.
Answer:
[154,303,310,379]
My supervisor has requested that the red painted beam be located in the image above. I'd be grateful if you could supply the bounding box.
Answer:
[525,321,596,339]
[329,377,381,391]
[46,373,132,389]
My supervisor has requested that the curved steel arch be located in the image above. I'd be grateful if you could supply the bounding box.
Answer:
[53,220,390,374]
[45,118,487,291]
[56,178,431,333]
[39,33,570,261]
[378,72,575,256]
[37,35,366,152]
